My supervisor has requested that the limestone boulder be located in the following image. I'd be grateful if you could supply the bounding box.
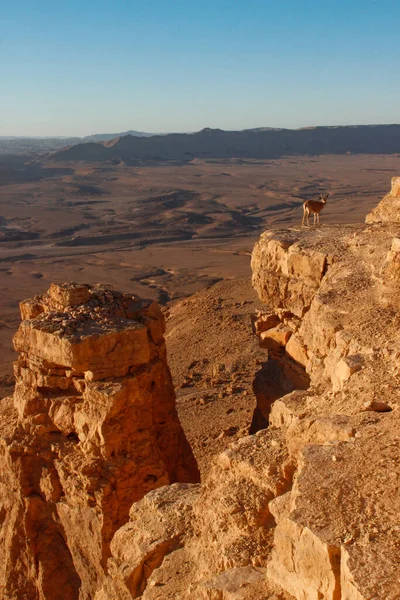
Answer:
[259,324,292,350]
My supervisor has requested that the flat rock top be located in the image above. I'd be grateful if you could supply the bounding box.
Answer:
[256,222,390,264]
[258,223,364,252]
[21,282,153,339]
[32,301,143,339]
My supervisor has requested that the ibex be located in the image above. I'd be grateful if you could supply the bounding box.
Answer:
[302,193,329,226]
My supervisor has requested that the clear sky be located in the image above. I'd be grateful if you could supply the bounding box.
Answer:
[1,0,399,137]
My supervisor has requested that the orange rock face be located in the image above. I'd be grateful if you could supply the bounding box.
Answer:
[0,283,199,600]
[365,176,400,223]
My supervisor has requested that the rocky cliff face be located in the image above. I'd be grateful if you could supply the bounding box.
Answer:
[104,180,399,600]
[0,283,199,599]
[366,176,400,223]
[248,186,400,600]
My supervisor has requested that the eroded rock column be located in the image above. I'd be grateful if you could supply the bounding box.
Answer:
[0,282,199,600]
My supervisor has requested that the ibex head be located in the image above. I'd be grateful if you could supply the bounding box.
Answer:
[319,192,329,203]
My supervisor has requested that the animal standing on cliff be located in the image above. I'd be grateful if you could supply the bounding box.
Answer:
[302,193,329,226]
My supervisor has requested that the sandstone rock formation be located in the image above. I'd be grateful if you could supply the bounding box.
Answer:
[365,176,400,223]
[248,184,400,599]
[0,283,199,599]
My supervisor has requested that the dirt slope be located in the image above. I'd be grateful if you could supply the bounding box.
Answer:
[165,278,267,473]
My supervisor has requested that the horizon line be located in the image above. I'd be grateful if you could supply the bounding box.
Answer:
[1,122,400,140]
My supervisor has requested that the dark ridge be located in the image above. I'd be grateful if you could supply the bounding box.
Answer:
[47,124,400,164]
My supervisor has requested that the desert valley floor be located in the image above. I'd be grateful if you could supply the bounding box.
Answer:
[1,153,400,467]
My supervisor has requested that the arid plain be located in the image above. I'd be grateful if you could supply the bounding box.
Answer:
[1,152,400,406]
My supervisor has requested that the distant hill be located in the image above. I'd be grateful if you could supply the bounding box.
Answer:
[82,130,154,142]
[0,130,155,156]
[48,125,400,164]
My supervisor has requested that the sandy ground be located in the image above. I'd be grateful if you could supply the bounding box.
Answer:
[0,153,399,402]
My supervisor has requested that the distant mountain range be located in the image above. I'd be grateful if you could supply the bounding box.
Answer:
[2,125,400,161]
[0,130,154,155]
[46,125,400,164]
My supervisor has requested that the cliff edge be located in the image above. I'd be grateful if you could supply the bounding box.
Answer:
[250,211,400,599]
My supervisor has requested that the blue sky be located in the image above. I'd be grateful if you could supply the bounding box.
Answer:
[1,0,399,136]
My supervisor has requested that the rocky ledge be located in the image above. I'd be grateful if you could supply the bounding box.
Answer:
[250,214,400,600]
[0,283,199,600]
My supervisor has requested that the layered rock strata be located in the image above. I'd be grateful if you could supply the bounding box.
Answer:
[0,283,199,600]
